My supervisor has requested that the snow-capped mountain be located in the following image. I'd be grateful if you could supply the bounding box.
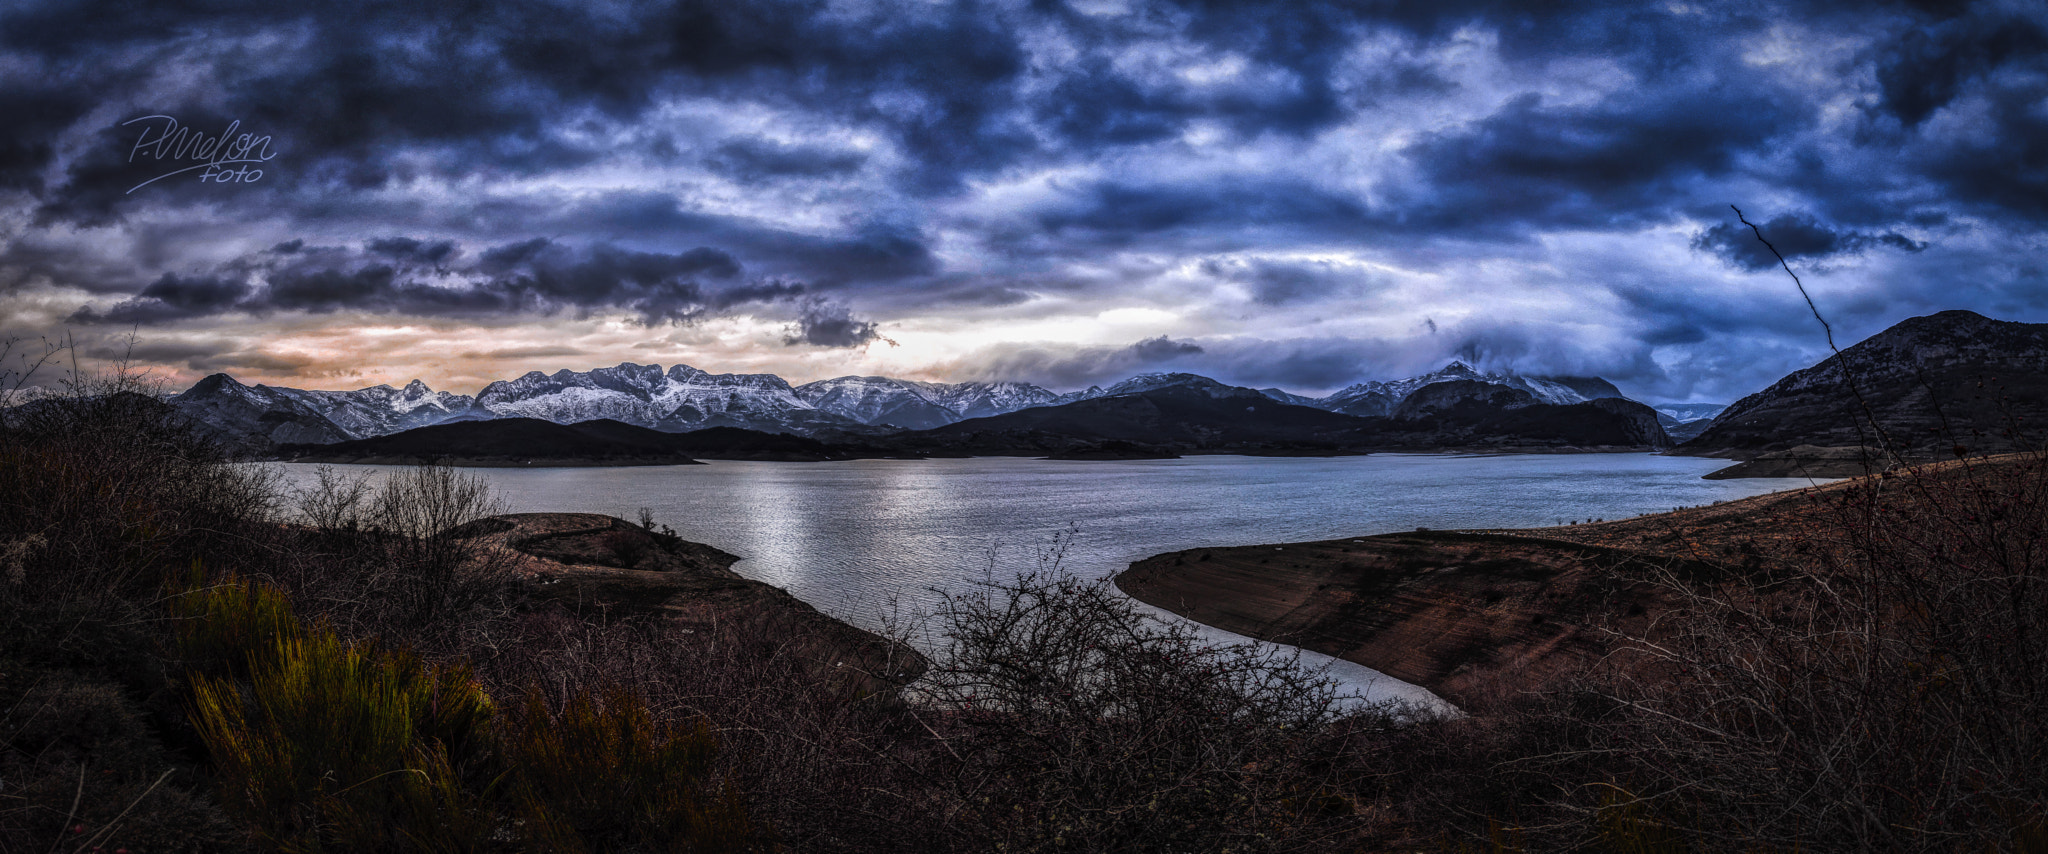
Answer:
[1257,388,1318,407]
[269,380,477,438]
[791,376,964,430]
[793,376,1066,427]
[162,359,1644,449]
[1314,362,1622,417]
[1032,373,1232,408]
[920,381,1062,420]
[473,363,866,435]
[1655,403,1727,424]
[167,374,356,450]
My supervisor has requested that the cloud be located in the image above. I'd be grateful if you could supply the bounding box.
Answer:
[951,335,1208,389]
[1691,212,1929,272]
[1874,9,2047,128]
[783,299,893,348]
[707,137,868,180]
[1397,83,1799,236]
[69,273,252,324]
[366,237,460,265]
[67,237,760,326]
[1199,257,1375,305]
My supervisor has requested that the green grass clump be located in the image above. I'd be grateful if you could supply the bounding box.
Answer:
[182,575,497,851]
[505,685,759,853]
[170,565,301,679]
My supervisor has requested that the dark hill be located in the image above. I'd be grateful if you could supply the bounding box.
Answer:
[1393,380,1538,420]
[1351,395,1672,451]
[559,422,880,461]
[893,383,1375,456]
[1676,310,2048,463]
[280,418,705,466]
[280,418,896,464]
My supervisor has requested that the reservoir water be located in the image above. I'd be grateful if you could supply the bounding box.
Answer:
[275,454,1825,707]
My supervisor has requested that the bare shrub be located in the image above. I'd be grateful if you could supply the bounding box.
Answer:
[912,563,1387,853]
[285,463,513,636]
[1577,455,2048,851]
[0,353,282,613]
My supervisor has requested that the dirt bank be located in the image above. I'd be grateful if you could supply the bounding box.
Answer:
[1118,453,2043,708]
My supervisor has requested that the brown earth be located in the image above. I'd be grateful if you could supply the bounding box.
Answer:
[457,513,926,687]
[1118,453,2044,709]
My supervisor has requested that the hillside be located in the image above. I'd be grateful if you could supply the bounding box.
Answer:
[895,379,1374,456]
[1676,310,2048,464]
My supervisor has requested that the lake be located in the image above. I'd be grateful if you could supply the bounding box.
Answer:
[273,454,1824,707]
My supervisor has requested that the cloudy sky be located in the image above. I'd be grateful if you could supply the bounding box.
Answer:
[1,0,2043,404]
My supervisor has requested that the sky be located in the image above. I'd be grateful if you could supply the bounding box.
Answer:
[1,0,2044,404]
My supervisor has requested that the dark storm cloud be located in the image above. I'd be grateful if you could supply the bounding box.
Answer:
[0,81,104,193]
[4,0,2047,400]
[366,237,460,266]
[67,238,764,327]
[783,299,893,349]
[69,273,252,324]
[1691,213,1928,272]
[707,138,868,181]
[533,191,939,285]
[0,0,1038,214]
[960,335,1205,388]
[1027,178,1375,252]
[1808,3,2048,225]
[710,280,807,309]
[2,0,2030,240]
[1399,83,1797,235]
[1199,257,1372,305]
[1874,9,2048,128]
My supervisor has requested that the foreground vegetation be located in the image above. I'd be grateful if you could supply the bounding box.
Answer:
[2,361,2044,852]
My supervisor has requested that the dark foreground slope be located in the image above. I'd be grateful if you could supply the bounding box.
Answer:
[1676,310,2048,469]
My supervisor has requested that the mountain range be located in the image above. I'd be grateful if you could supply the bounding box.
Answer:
[155,354,1662,448]
[165,359,1672,453]
[886,374,1672,458]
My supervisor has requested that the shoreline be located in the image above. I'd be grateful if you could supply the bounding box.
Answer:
[1113,471,1882,708]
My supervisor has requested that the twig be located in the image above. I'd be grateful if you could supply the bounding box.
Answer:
[1732,205,1901,467]
[71,770,173,853]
